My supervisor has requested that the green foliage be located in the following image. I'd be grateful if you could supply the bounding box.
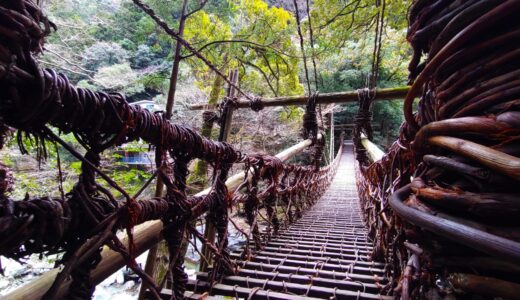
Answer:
[77,79,99,91]
[93,63,145,97]
[108,167,150,196]
[69,161,82,174]
[120,141,150,153]
[278,106,304,122]
[3,0,415,199]
[82,42,129,71]
[130,45,156,68]
[230,0,303,96]
[94,2,159,47]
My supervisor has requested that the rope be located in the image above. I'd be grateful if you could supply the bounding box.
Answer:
[0,1,342,298]
[301,92,320,141]
[250,97,265,112]
[355,1,520,299]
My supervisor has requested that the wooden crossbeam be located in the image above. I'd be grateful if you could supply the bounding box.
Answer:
[189,86,409,110]
[326,124,381,130]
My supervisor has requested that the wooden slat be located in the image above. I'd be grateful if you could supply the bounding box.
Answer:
[217,276,393,299]
[238,261,384,284]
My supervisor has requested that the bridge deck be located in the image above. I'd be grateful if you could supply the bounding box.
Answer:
[182,143,392,299]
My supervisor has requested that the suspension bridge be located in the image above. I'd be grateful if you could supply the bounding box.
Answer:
[0,1,519,300]
[178,143,391,300]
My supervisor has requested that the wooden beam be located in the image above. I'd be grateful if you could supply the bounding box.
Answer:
[360,134,385,162]
[201,69,238,272]
[3,137,316,300]
[189,86,410,110]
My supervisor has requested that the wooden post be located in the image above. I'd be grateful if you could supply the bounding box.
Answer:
[218,69,239,142]
[200,69,238,272]
[163,0,189,120]
[138,1,189,298]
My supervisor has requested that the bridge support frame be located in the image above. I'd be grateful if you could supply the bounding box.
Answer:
[200,69,239,272]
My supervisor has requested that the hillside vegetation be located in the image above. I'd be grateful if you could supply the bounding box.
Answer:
[2,0,411,201]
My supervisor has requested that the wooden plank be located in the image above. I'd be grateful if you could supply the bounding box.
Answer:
[263,239,373,251]
[210,283,323,300]
[189,87,409,110]
[229,250,379,268]
[215,276,393,299]
[239,255,385,275]
[239,261,384,283]
[196,270,382,293]
[273,234,372,246]
[231,246,375,263]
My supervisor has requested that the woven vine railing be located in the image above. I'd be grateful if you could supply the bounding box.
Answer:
[0,1,341,299]
[354,1,520,299]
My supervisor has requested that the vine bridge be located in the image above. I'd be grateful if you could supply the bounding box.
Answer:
[179,143,391,300]
[1,1,519,300]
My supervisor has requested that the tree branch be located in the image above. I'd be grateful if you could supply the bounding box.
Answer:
[293,0,312,94]
[261,52,279,81]
[180,39,300,60]
[131,0,253,101]
[318,0,366,30]
[306,0,319,91]
[184,0,209,19]
[238,58,278,97]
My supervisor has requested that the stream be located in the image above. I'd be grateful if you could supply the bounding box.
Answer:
[0,220,246,299]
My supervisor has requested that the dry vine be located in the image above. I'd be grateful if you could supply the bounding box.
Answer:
[0,1,339,299]
[354,1,520,299]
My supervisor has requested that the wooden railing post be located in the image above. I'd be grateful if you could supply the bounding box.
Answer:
[200,69,238,272]
[138,1,189,297]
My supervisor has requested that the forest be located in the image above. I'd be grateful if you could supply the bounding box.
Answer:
[2,0,520,299]
[1,0,410,200]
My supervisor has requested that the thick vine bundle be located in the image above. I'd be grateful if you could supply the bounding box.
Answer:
[355,1,520,299]
[0,1,337,299]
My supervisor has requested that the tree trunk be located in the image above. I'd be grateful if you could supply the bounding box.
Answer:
[189,72,226,185]
[138,0,189,298]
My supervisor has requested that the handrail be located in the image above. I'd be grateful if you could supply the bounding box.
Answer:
[389,184,520,262]
[2,136,320,300]
[360,134,385,162]
[189,87,410,110]
[201,134,319,196]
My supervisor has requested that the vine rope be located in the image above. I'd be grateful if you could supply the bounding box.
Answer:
[0,1,339,299]
[353,1,520,299]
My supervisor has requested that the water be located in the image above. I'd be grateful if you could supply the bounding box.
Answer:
[0,252,152,299]
[0,219,246,299]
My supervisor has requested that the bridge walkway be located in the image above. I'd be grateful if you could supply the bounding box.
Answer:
[180,143,392,299]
